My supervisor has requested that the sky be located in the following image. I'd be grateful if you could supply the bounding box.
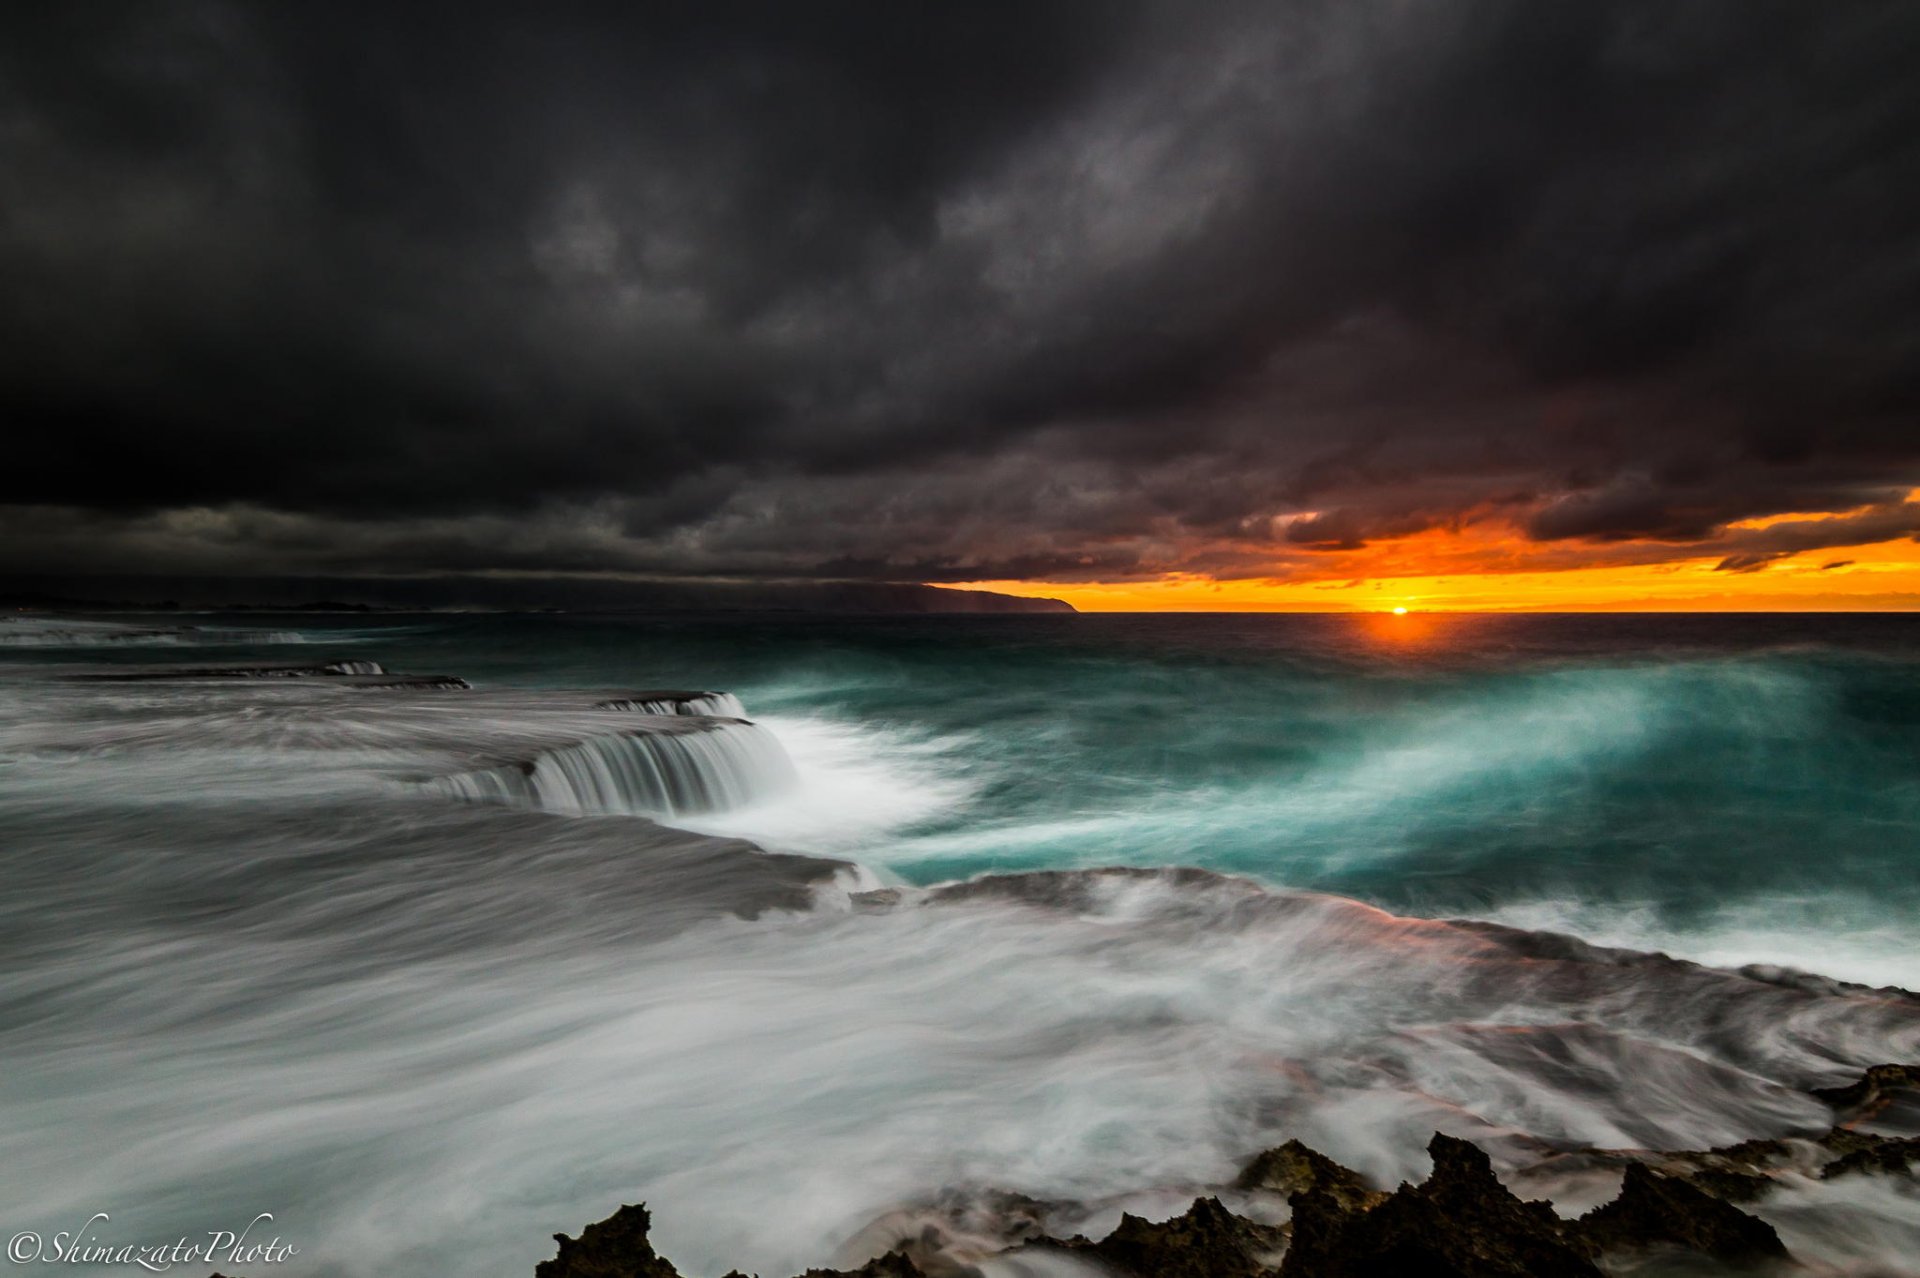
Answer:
[5,2,1920,611]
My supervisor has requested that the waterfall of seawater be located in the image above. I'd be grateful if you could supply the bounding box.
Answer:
[596,692,749,718]
[426,720,797,817]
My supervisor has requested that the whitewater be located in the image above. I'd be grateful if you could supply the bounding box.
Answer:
[3,611,1919,1275]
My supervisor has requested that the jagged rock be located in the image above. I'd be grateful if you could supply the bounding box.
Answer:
[536,1203,681,1278]
[1680,1166,1776,1203]
[1821,1135,1920,1180]
[1042,1196,1284,1278]
[1820,1126,1886,1157]
[1810,1063,1920,1116]
[1576,1164,1788,1266]
[535,1205,925,1278]
[792,1252,922,1278]
[539,1123,1820,1278]
[1279,1134,1602,1278]
[1235,1139,1386,1212]
[1648,1136,1799,1204]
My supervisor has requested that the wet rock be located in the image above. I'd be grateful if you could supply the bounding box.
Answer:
[1234,1139,1385,1212]
[359,675,473,690]
[74,661,477,689]
[927,866,1246,911]
[1576,1164,1789,1266]
[791,1253,923,1278]
[82,662,386,680]
[1678,1166,1776,1204]
[1811,1062,1920,1121]
[1279,1134,1602,1278]
[536,1203,682,1278]
[1647,1137,1800,1204]
[539,1123,1821,1278]
[534,1205,927,1278]
[1821,1134,1920,1180]
[1041,1195,1285,1278]
[596,693,722,710]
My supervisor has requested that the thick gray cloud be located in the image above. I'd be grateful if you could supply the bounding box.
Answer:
[5,0,1920,588]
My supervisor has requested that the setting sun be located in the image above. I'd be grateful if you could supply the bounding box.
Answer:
[950,508,1920,612]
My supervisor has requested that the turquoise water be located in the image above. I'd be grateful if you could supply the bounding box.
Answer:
[282,611,1920,980]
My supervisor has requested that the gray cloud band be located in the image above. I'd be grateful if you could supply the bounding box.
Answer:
[4,1,1919,584]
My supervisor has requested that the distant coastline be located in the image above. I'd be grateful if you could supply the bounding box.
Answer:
[0,578,1075,616]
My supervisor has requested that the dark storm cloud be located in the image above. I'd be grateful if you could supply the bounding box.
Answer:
[4,0,1920,583]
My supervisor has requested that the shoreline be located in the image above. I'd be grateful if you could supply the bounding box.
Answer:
[532,1067,1920,1277]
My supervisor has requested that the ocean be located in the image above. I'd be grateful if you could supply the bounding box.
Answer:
[3,610,1918,1274]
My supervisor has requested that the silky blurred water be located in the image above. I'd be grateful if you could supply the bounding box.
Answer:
[3,610,1919,1276]
[228,609,1920,985]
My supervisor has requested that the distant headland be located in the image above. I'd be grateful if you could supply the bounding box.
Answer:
[0,575,1074,615]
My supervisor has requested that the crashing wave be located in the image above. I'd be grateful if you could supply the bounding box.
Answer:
[595,691,748,718]
[426,719,794,817]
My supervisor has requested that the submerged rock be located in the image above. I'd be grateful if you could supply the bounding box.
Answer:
[359,674,473,690]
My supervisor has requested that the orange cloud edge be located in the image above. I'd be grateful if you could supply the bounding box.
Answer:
[949,530,1920,613]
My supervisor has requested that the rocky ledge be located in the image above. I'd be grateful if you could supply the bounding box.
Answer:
[525,1060,1920,1278]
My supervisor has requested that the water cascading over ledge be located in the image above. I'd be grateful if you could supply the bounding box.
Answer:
[425,719,795,818]
[595,692,748,718]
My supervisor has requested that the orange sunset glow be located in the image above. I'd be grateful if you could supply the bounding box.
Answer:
[955,518,1920,612]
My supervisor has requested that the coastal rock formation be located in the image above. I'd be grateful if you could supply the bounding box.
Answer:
[1278,1134,1602,1278]
[75,660,478,688]
[1034,1196,1286,1278]
[81,660,388,679]
[1812,1061,1920,1125]
[1576,1163,1788,1266]
[535,1203,682,1278]
[789,1254,922,1278]
[525,1117,1845,1278]
[1233,1139,1385,1213]
[533,1203,922,1278]
[1820,1129,1920,1180]
[360,674,474,690]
